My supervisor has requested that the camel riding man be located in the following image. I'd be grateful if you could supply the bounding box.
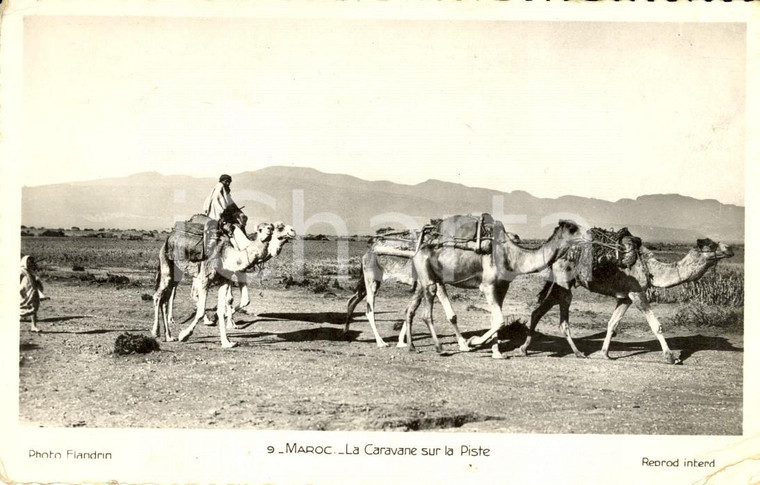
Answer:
[203,174,236,222]
[203,173,252,253]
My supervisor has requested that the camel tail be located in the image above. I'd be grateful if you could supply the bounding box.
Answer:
[153,262,161,291]
[154,239,169,291]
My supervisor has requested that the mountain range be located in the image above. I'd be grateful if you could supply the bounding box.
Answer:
[21,166,744,242]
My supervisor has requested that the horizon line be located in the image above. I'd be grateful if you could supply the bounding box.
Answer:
[22,165,746,208]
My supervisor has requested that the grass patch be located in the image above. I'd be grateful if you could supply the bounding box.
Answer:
[647,266,744,307]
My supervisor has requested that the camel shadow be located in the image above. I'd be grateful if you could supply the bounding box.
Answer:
[40,328,146,335]
[594,334,742,362]
[230,326,362,343]
[511,331,743,362]
[258,312,351,326]
[20,342,41,351]
[40,315,90,323]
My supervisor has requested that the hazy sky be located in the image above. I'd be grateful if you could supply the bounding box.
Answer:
[22,18,746,205]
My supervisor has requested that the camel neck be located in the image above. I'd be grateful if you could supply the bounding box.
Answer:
[502,237,560,274]
[640,248,716,288]
[220,237,268,272]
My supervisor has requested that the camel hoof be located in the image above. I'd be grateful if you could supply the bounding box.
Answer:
[666,353,682,365]
[492,352,508,360]
[458,343,472,352]
[222,341,237,349]
[376,341,389,348]
[435,346,444,354]
[178,332,192,342]
[396,342,407,348]
[466,336,481,348]
[574,351,587,359]
[166,336,177,342]
[518,345,529,356]
[601,352,612,360]
[30,328,41,333]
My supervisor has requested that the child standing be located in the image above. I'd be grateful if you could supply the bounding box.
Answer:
[20,256,48,332]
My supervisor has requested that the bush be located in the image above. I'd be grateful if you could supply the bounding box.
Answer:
[647,267,744,307]
[669,304,743,331]
[40,229,66,237]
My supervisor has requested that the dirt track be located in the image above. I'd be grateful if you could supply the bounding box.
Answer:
[18,280,742,434]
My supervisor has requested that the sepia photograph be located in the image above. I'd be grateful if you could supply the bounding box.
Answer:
[1,1,757,484]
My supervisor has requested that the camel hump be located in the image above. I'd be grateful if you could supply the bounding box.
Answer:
[431,213,497,253]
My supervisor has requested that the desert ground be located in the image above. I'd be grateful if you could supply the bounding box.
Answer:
[18,232,744,434]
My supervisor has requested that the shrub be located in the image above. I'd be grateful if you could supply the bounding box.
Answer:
[647,267,744,307]
[669,304,743,331]
[40,229,66,237]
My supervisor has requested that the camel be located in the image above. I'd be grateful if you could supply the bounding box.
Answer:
[520,237,734,364]
[207,221,297,329]
[345,231,521,348]
[152,221,277,348]
[401,217,588,356]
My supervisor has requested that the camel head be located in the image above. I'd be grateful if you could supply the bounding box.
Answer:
[267,221,297,258]
[695,238,734,262]
[254,223,275,243]
[550,220,590,257]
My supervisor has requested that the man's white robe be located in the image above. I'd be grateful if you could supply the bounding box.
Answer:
[202,182,235,220]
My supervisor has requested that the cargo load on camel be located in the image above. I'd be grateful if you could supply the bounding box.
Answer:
[426,213,500,254]
[569,227,644,284]
[165,217,224,262]
[369,213,502,259]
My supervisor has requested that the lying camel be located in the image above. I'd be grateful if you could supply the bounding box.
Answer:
[402,217,588,356]
[521,237,733,364]
[345,231,521,348]
[152,222,275,348]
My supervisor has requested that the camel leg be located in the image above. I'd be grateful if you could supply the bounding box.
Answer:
[420,283,443,353]
[344,281,367,335]
[467,282,509,358]
[557,288,584,358]
[630,292,680,365]
[344,289,364,332]
[194,277,217,327]
[232,284,255,316]
[398,284,425,351]
[217,284,237,348]
[600,298,632,360]
[435,284,469,351]
[178,281,209,343]
[236,284,251,311]
[224,285,237,330]
[152,274,177,342]
[519,284,559,356]
[365,281,388,348]
[162,285,177,341]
